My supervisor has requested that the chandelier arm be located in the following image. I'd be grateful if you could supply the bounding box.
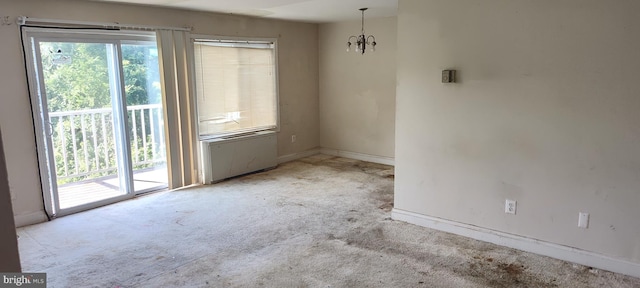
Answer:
[366,35,376,44]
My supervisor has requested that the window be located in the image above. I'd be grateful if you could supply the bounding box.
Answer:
[193,39,278,139]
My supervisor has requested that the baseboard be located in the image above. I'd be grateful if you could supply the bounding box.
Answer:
[277,148,321,164]
[14,211,48,228]
[320,148,394,166]
[392,208,640,279]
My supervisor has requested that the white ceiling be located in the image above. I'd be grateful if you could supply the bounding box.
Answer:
[94,0,398,23]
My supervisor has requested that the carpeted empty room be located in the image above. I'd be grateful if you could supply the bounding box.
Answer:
[17,155,640,287]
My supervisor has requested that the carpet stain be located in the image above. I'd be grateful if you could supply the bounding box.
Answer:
[332,223,566,288]
[378,202,394,212]
[371,186,394,212]
[500,263,525,275]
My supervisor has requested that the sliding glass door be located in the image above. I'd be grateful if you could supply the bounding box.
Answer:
[40,40,129,211]
[24,29,168,216]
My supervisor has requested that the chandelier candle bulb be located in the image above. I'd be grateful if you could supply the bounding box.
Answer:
[347,8,377,55]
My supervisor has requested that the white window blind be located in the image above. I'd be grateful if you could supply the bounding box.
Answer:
[193,39,278,139]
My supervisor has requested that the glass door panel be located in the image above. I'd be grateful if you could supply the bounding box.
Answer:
[121,43,168,193]
[37,41,127,210]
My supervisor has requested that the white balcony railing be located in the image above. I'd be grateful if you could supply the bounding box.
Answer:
[48,104,166,183]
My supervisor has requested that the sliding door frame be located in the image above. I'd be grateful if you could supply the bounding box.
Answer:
[23,27,158,217]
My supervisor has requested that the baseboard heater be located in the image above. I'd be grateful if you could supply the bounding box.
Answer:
[200,130,278,184]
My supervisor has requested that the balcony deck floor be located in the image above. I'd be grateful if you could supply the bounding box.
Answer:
[58,167,168,209]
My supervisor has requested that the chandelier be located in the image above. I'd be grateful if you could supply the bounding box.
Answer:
[347,8,376,55]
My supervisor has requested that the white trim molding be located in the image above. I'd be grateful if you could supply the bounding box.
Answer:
[392,208,640,279]
[277,148,321,164]
[320,148,394,166]
[14,211,48,228]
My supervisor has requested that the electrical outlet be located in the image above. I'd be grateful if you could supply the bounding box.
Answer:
[291,135,296,143]
[578,212,589,228]
[505,199,517,214]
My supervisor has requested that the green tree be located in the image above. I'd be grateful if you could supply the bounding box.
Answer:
[42,42,111,112]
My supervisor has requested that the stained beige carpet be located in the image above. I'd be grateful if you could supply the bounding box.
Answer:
[17,155,640,287]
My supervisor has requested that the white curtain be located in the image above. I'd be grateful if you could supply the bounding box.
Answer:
[156,30,198,188]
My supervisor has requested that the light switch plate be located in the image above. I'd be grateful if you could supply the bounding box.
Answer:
[442,70,456,83]
[578,212,589,228]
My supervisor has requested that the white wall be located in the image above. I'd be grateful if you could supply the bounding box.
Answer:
[319,17,396,161]
[0,0,319,226]
[395,0,640,266]
[0,130,21,272]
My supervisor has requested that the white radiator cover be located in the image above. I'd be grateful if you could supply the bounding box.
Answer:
[200,130,278,183]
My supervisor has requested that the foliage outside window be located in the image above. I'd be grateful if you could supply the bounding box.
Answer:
[40,41,164,184]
